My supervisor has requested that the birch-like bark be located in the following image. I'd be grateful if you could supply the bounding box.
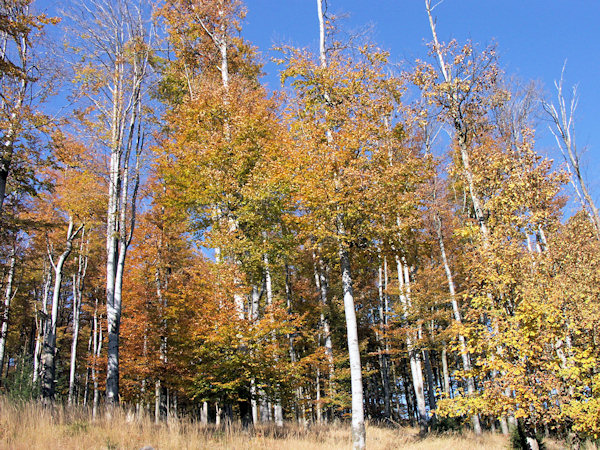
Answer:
[155,262,168,422]
[285,264,305,425]
[263,247,284,426]
[0,248,16,377]
[92,298,102,419]
[317,1,364,444]
[377,254,391,419]
[435,213,482,433]
[396,254,428,430]
[312,251,334,412]
[68,272,81,405]
[0,74,26,215]
[33,262,51,385]
[155,379,162,424]
[441,344,451,396]
[69,231,88,405]
[69,0,151,407]
[41,219,83,403]
[83,326,93,406]
[201,401,209,424]
[339,239,366,449]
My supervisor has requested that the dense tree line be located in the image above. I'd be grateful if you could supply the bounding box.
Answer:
[0,0,599,449]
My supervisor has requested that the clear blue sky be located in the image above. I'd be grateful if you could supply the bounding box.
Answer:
[243,0,600,210]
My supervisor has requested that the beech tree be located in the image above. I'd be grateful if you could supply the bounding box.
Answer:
[68,0,154,406]
[277,0,413,443]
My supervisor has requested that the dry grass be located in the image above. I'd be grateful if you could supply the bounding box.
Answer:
[0,397,566,449]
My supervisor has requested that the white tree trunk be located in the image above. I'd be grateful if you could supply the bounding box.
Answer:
[263,245,284,426]
[68,274,81,405]
[33,264,51,385]
[441,344,451,396]
[396,254,428,430]
[92,298,103,419]
[339,242,366,449]
[69,232,88,405]
[313,252,334,389]
[377,255,392,419]
[83,327,93,406]
[42,219,82,403]
[0,250,16,377]
[316,0,364,443]
[435,213,482,433]
[0,33,28,216]
[201,401,209,424]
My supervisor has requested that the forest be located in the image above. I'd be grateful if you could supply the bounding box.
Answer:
[0,0,599,449]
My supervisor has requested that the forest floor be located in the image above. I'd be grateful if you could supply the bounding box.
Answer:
[0,397,569,449]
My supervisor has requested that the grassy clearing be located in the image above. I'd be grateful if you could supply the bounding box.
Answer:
[0,397,567,449]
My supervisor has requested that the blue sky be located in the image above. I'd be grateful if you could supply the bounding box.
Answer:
[243,0,600,210]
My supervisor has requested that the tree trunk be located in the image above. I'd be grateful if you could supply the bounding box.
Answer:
[0,250,16,379]
[42,219,82,403]
[68,274,81,405]
[250,379,259,425]
[317,0,364,444]
[92,298,103,419]
[313,252,334,418]
[441,344,451,397]
[395,254,428,431]
[422,349,437,413]
[33,264,51,386]
[83,327,93,406]
[263,247,284,426]
[201,401,209,424]
[338,239,366,449]
[0,64,27,217]
[435,213,482,433]
[69,233,88,405]
[377,255,392,419]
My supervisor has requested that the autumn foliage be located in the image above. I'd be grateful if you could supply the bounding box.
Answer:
[0,1,599,449]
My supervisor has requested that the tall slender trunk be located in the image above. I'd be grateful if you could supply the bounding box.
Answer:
[316,0,364,443]
[395,254,428,430]
[92,298,102,419]
[155,264,168,423]
[435,213,482,433]
[105,23,146,407]
[263,248,284,426]
[33,263,51,385]
[155,379,162,424]
[422,349,437,413]
[69,232,88,405]
[201,401,209,424]
[0,249,16,378]
[41,219,82,403]
[441,344,451,396]
[83,326,93,406]
[68,273,81,405]
[377,254,391,419]
[425,0,489,243]
[313,251,334,416]
[339,237,366,449]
